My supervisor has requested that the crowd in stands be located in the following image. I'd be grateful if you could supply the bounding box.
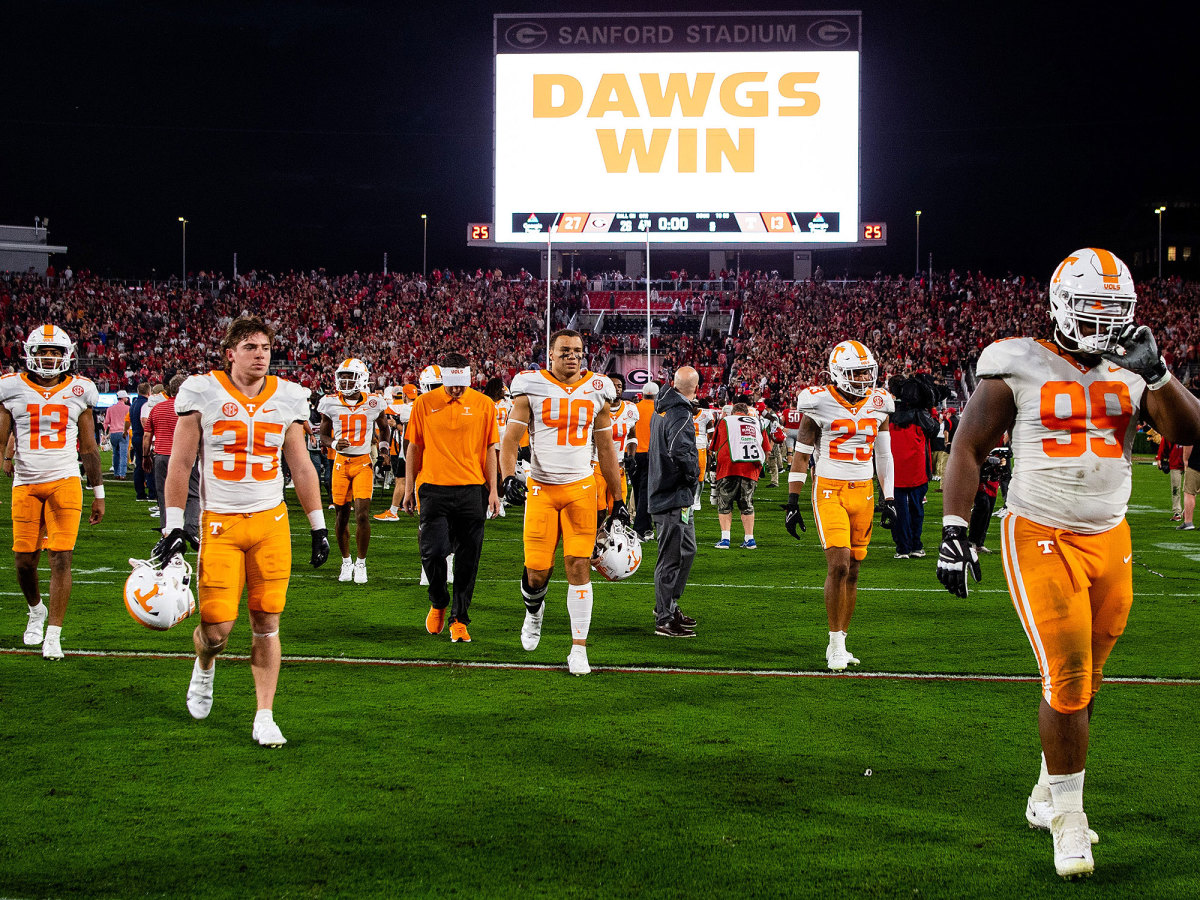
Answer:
[3,266,1199,405]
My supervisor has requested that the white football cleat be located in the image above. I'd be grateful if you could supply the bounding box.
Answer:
[24,603,48,646]
[826,646,860,672]
[353,560,368,584]
[42,632,64,660]
[252,712,287,748]
[1026,792,1098,843]
[1051,811,1095,879]
[567,644,591,676]
[186,658,215,719]
[520,605,544,651]
[338,559,354,582]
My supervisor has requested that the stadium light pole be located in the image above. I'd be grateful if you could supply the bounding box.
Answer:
[914,210,921,276]
[645,230,651,382]
[1156,205,1166,279]
[545,231,552,368]
[421,214,427,278]
[178,217,188,288]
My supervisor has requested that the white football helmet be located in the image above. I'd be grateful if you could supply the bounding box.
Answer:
[419,365,443,393]
[124,557,196,631]
[829,341,878,398]
[1049,248,1136,354]
[24,324,76,378]
[335,358,370,394]
[591,519,643,582]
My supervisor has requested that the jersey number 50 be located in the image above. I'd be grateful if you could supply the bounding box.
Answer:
[212,420,284,481]
[1039,381,1132,458]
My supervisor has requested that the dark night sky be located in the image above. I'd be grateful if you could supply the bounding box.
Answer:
[5,1,1195,279]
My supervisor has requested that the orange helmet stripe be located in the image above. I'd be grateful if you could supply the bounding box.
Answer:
[43,324,54,341]
[847,339,868,360]
[1089,247,1121,284]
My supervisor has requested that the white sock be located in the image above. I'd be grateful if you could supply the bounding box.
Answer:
[28,601,46,614]
[342,556,352,564]
[1038,752,1050,788]
[45,624,62,641]
[1048,769,1085,815]
[744,533,753,541]
[828,630,846,652]
[721,529,731,540]
[254,708,275,725]
[390,505,399,515]
[356,557,366,564]
[566,582,593,641]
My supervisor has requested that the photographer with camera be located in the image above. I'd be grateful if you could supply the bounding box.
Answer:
[970,445,1010,554]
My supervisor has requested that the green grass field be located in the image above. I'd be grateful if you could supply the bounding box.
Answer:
[2,457,1198,898]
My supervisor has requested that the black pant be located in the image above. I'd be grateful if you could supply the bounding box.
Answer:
[132,435,155,499]
[631,452,651,534]
[969,490,996,547]
[418,483,486,624]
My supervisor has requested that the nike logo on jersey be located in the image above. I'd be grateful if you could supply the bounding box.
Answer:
[275,513,286,521]
[1107,366,1123,373]
[1123,554,1132,564]
[262,407,276,413]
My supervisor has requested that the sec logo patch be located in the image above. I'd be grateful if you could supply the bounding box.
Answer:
[222,402,239,417]
[72,384,86,396]
[367,398,378,408]
[872,395,884,408]
[593,379,605,391]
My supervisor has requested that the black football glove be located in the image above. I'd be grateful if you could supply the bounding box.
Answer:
[607,499,631,530]
[781,494,806,539]
[1099,324,1168,385]
[936,524,982,598]
[502,475,527,506]
[880,498,899,530]
[152,528,189,566]
[310,528,330,568]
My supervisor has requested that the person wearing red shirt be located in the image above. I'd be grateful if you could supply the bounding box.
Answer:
[144,374,200,543]
[710,402,771,549]
[889,420,930,558]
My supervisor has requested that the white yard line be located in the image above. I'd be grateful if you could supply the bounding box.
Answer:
[2,646,1197,685]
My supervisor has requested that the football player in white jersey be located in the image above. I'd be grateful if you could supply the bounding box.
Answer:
[317,359,390,583]
[153,316,330,747]
[783,341,896,671]
[937,249,1200,878]
[375,383,417,522]
[593,372,639,522]
[499,329,622,675]
[0,325,105,659]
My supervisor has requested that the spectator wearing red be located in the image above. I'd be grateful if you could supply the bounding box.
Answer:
[710,402,771,549]
[889,420,930,558]
[1157,439,1186,520]
[144,374,200,541]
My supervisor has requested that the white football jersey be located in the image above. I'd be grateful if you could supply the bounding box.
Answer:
[976,337,1145,533]
[0,373,99,487]
[797,385,895,481]
[317,392,387,456]
[388,400,412,458]
[693,408,718,449]
[592,399,639,465]
[175,371,311,514]
[495,397,513,442]
[511,369,614,484]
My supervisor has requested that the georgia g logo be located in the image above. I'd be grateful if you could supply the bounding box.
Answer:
[222,402,239,417]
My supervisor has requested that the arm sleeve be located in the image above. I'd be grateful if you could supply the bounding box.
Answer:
[874,430,895,498]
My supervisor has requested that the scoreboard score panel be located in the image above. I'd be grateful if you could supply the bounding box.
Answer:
[513,210,842,237]
[494,44,861,246]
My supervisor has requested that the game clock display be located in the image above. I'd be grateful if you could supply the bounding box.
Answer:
[513,211,842,237]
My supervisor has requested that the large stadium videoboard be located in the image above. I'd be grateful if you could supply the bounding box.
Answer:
[493,11,862,247]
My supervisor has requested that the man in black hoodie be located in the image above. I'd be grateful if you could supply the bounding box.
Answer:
[648,367,701,637]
